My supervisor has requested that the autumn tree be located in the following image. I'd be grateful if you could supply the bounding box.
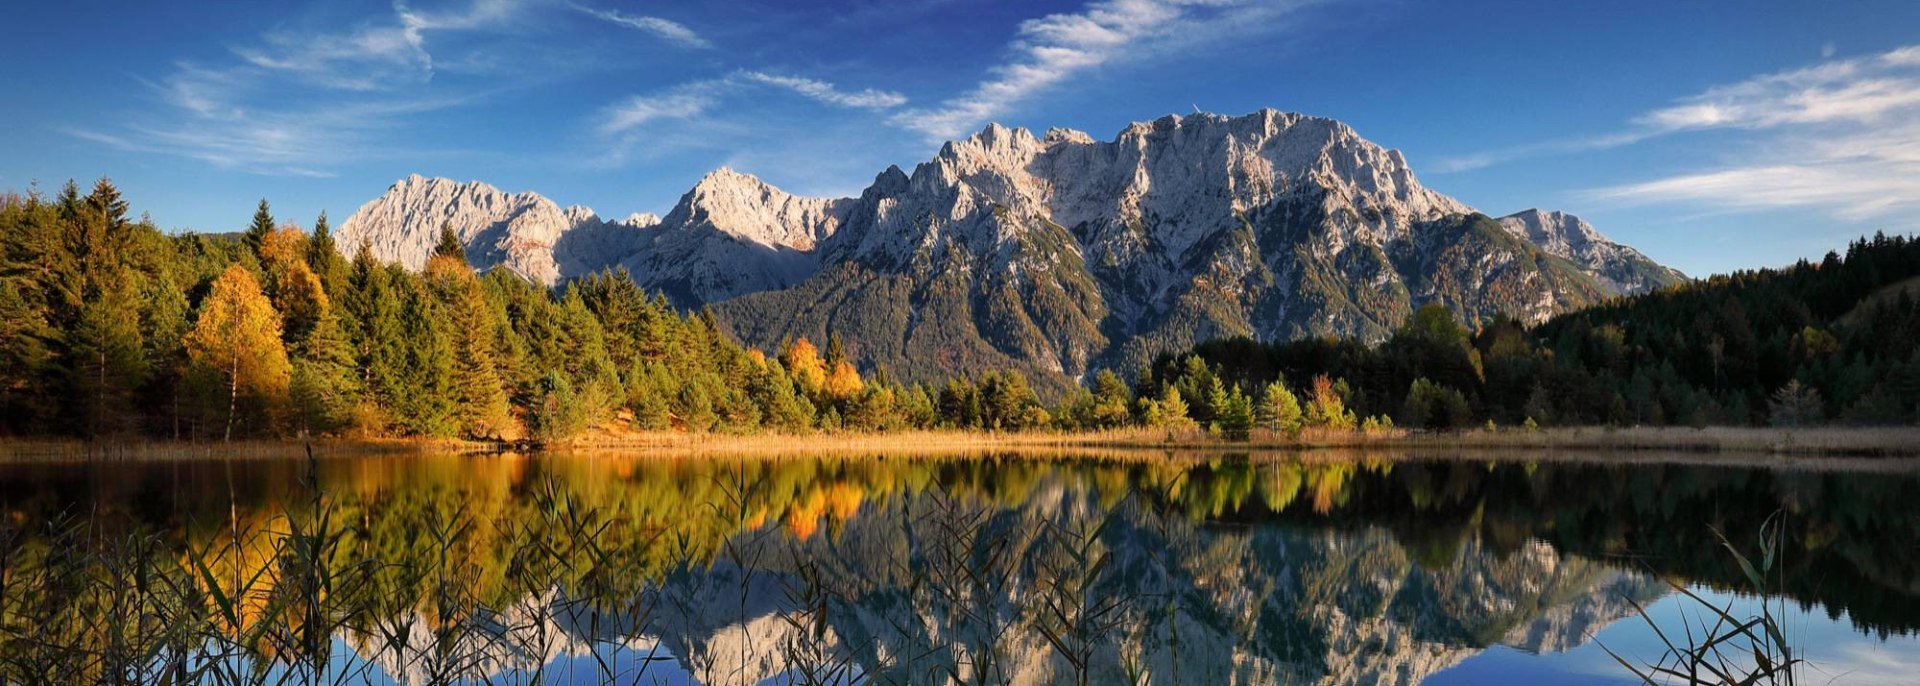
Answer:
[1304,375,1356,431]
[259,227,327,344]
[782,337,828,396]
[185,266,291,440]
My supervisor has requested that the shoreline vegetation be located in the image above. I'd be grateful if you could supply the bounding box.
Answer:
[4,424,1917,464]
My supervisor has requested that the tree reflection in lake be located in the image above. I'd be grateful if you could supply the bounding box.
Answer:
[0,451,1914,685]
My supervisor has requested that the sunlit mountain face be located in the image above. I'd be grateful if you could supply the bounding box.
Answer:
[0,451,1915,684]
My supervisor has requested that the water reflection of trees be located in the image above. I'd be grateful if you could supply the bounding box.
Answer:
[0,452,1912,683]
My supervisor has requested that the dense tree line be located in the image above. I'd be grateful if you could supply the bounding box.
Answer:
[2,179,1913,442]
[1155,232,1920,430]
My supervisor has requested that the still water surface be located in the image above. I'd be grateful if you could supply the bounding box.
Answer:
[0,450,1914,685]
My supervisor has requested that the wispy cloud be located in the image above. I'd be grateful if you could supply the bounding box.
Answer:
[888,0,1306,141]
[569,3,710,49]
[70,0,522,177]
[595,71,907,165]
[1573,45,1920,219]
[736,71,906,109]
[599,81,724,137]
[1441,44,1920,174]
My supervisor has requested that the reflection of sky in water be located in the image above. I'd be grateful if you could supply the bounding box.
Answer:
[1433,588,1920,686]
[307,582,1920,685]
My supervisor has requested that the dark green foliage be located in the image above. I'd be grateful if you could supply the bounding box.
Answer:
[244,198,274,257]
[1155,233,1920,429]
[433,222,465,261]
[1402,378,1471,430]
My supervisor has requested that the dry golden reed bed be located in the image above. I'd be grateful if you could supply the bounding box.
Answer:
[556,425,1920,458]
[2,425,1915,464]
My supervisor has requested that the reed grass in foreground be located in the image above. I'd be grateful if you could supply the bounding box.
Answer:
[1605,512,1804,686]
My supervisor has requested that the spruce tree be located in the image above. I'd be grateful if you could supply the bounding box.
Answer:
[244,199,275,258]
[57,178,148,437]
[290,307,363,435]
[426,256,513,439]
[434,221,465,261]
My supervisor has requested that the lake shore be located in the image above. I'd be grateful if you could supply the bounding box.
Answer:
[554,425,1920,458]
[3,425,1916,463]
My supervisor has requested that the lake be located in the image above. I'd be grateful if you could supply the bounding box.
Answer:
[0,449,1915,685]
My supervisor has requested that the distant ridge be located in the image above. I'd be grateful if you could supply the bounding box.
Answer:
[338,109,1686,386]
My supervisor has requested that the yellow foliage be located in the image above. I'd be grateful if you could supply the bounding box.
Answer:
[825,360,863,400]
[257,226,307,272]
[782,337,827,393]
[186,266,292,403]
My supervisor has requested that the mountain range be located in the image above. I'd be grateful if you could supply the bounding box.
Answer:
[337,109,1684,386]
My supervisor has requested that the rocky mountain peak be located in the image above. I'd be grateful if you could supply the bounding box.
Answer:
[664,167,848,252]
[1496,208,1685,294]
[341,108,1685,387]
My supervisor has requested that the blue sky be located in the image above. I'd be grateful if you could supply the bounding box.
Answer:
[2,0,1916,277]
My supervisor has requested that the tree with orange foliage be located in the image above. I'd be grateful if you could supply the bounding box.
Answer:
[186,266,291,440]
[259,226,328,344]
[824,360,863,400]
[781,337,827,394]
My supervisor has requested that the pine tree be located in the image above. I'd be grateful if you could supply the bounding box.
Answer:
[434,222,465,261]
[244,199,275,258]
[344,245,405,431]
[1150,386,1196,429]
[1257,381,1303,435]
[57,178,149,437]
[426,255,513,439]
[308,211,348,298]
[1091,369,1133,428]
[289,307,363,435]
[1217,384,1255,440]
[185,266,291,440]
[391,279,457,437]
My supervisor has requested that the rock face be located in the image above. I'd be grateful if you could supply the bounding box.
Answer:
[338,110,1686,386]
[1496,208,1685,295]
[335,174,658,285]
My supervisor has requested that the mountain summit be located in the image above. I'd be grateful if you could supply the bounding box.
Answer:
[338,109,1685,386]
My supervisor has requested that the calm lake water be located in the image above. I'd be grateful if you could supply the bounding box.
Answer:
[0,449,1915,685]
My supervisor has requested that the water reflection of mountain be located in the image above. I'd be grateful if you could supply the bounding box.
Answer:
[347,494,1663,685]
[0,451,1913,684]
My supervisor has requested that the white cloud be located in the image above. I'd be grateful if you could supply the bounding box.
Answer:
[735,71,906,109]
[889,0,1305,141]
[599,82,723,137]
[1440,44,1920,175]
[570,3,710,49]
[1574,44,1920,220]
[70,0,522,177]
[1586,118,1920,220]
